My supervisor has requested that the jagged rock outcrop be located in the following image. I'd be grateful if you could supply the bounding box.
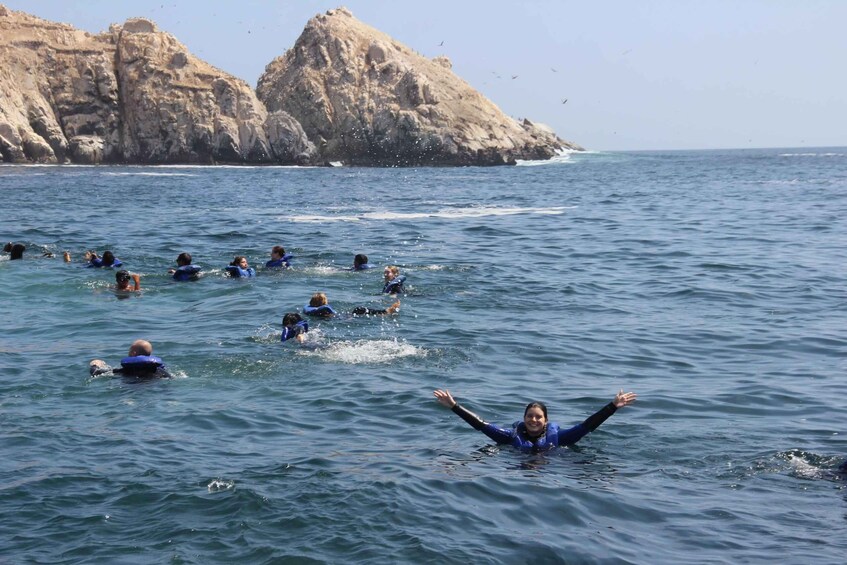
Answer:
[0,5,314,164]
[257,7,580,166]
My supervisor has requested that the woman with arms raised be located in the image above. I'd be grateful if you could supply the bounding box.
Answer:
[433,388,637,453]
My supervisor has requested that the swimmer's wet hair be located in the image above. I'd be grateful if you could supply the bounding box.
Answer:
[116,270,131,282]
[282,312,303,326]
[524,401,548,420]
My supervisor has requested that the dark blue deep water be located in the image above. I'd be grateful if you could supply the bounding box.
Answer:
[1,148,846,563]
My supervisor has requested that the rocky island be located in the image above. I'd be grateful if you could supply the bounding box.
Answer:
[0,5,579,166]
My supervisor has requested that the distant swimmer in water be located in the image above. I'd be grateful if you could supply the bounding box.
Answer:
[226,255,255,278]
[352,300,401,316]
[115,269,141,292]
[85,250,122,268]
[303,292,337,317]
[266,245,293,268]
[89,339,172,378]
[281,312,309,343]
[383,265,406,294]
[169,252,202,281]
[4,242,26,260]
[352,253,374,271]
[433,389,637,453]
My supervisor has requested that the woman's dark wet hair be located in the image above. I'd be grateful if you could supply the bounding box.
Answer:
[177,252,192,266]
[9,243,25,260]
[524,401,548,420]
[231,255,246,266]
[102,250,116,266]
[354,253,368,267]
[282,312,302,326]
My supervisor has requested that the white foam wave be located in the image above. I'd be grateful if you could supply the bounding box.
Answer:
[779,152,846,157]
[207,479,235,493]
[101,172,197,177]
[297,338,424,364]
[787,454,825,479]
[283,206,574,223]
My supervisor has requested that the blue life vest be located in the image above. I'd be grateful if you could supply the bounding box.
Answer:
[352,263,374,271]
[509,421,561,453]
[266,253,293,268]
[173,265,202,281]
[303,304,337,317]
[281,320,309,342]
[87,257,123,268]
[226,265,255,278]
[120,355,165,375]
[383,274,406,294]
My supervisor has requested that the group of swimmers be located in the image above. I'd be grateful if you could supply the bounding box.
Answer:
[8,242,844,462]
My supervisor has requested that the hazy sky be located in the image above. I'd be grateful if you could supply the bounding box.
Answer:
[4,0,845,151]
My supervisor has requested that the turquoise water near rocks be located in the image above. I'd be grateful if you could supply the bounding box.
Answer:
[1,149,846,563]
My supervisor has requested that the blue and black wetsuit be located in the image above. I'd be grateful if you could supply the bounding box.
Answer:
[383,275,406,294]
[90,355,172,378]
[449,401,619,453]
[266,253,293,268]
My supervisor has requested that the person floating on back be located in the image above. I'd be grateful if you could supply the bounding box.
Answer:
[226,255,255,278]
[281,312,309,343]
[266,245,293,269]
[352,253,373,271]
[89,339,171,378]
[351,300,401,316]
[383,265,406,294]
[433,389,637,453]
[85,250,122,268]
[169,252,202,281]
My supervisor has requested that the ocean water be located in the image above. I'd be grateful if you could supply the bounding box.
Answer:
[1,148,846,563]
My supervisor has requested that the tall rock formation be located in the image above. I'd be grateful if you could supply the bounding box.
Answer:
[0,5,314,164]
[258,7,579,166]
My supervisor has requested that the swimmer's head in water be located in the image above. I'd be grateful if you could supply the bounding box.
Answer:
[102,251,116,266]
[354,254,368,267]
[282,312,302,327]
[116,270,131,285]
[271,246,285,259]
[9,243,25,260]
[128,339,153,357]
[177,252,192,266]
[523,402,548,436]
[309,292,328,307]
[231,256,248,269]
[384,265,399,281]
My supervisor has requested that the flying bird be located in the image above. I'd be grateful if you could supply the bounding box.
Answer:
[511,75,518,79]
[561,98,568,104]
[551,67,557,72]
[439,41,444,46]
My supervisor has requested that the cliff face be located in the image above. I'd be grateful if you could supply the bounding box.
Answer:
[0,6,314,164]
[257,7,580,166]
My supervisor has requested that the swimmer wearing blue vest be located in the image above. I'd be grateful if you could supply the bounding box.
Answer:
[281,312,309,343]
[352,253,374,271]
[226,255,255,277]
[89,339,172,378]
[85,250,123,268]
[383,265,406,294]
[433,389,637,453]
[303,292,337,317]
[266,245,293,268]
[169,252,202,281]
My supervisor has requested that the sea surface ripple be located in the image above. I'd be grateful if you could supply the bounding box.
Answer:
[1,148,846,563]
